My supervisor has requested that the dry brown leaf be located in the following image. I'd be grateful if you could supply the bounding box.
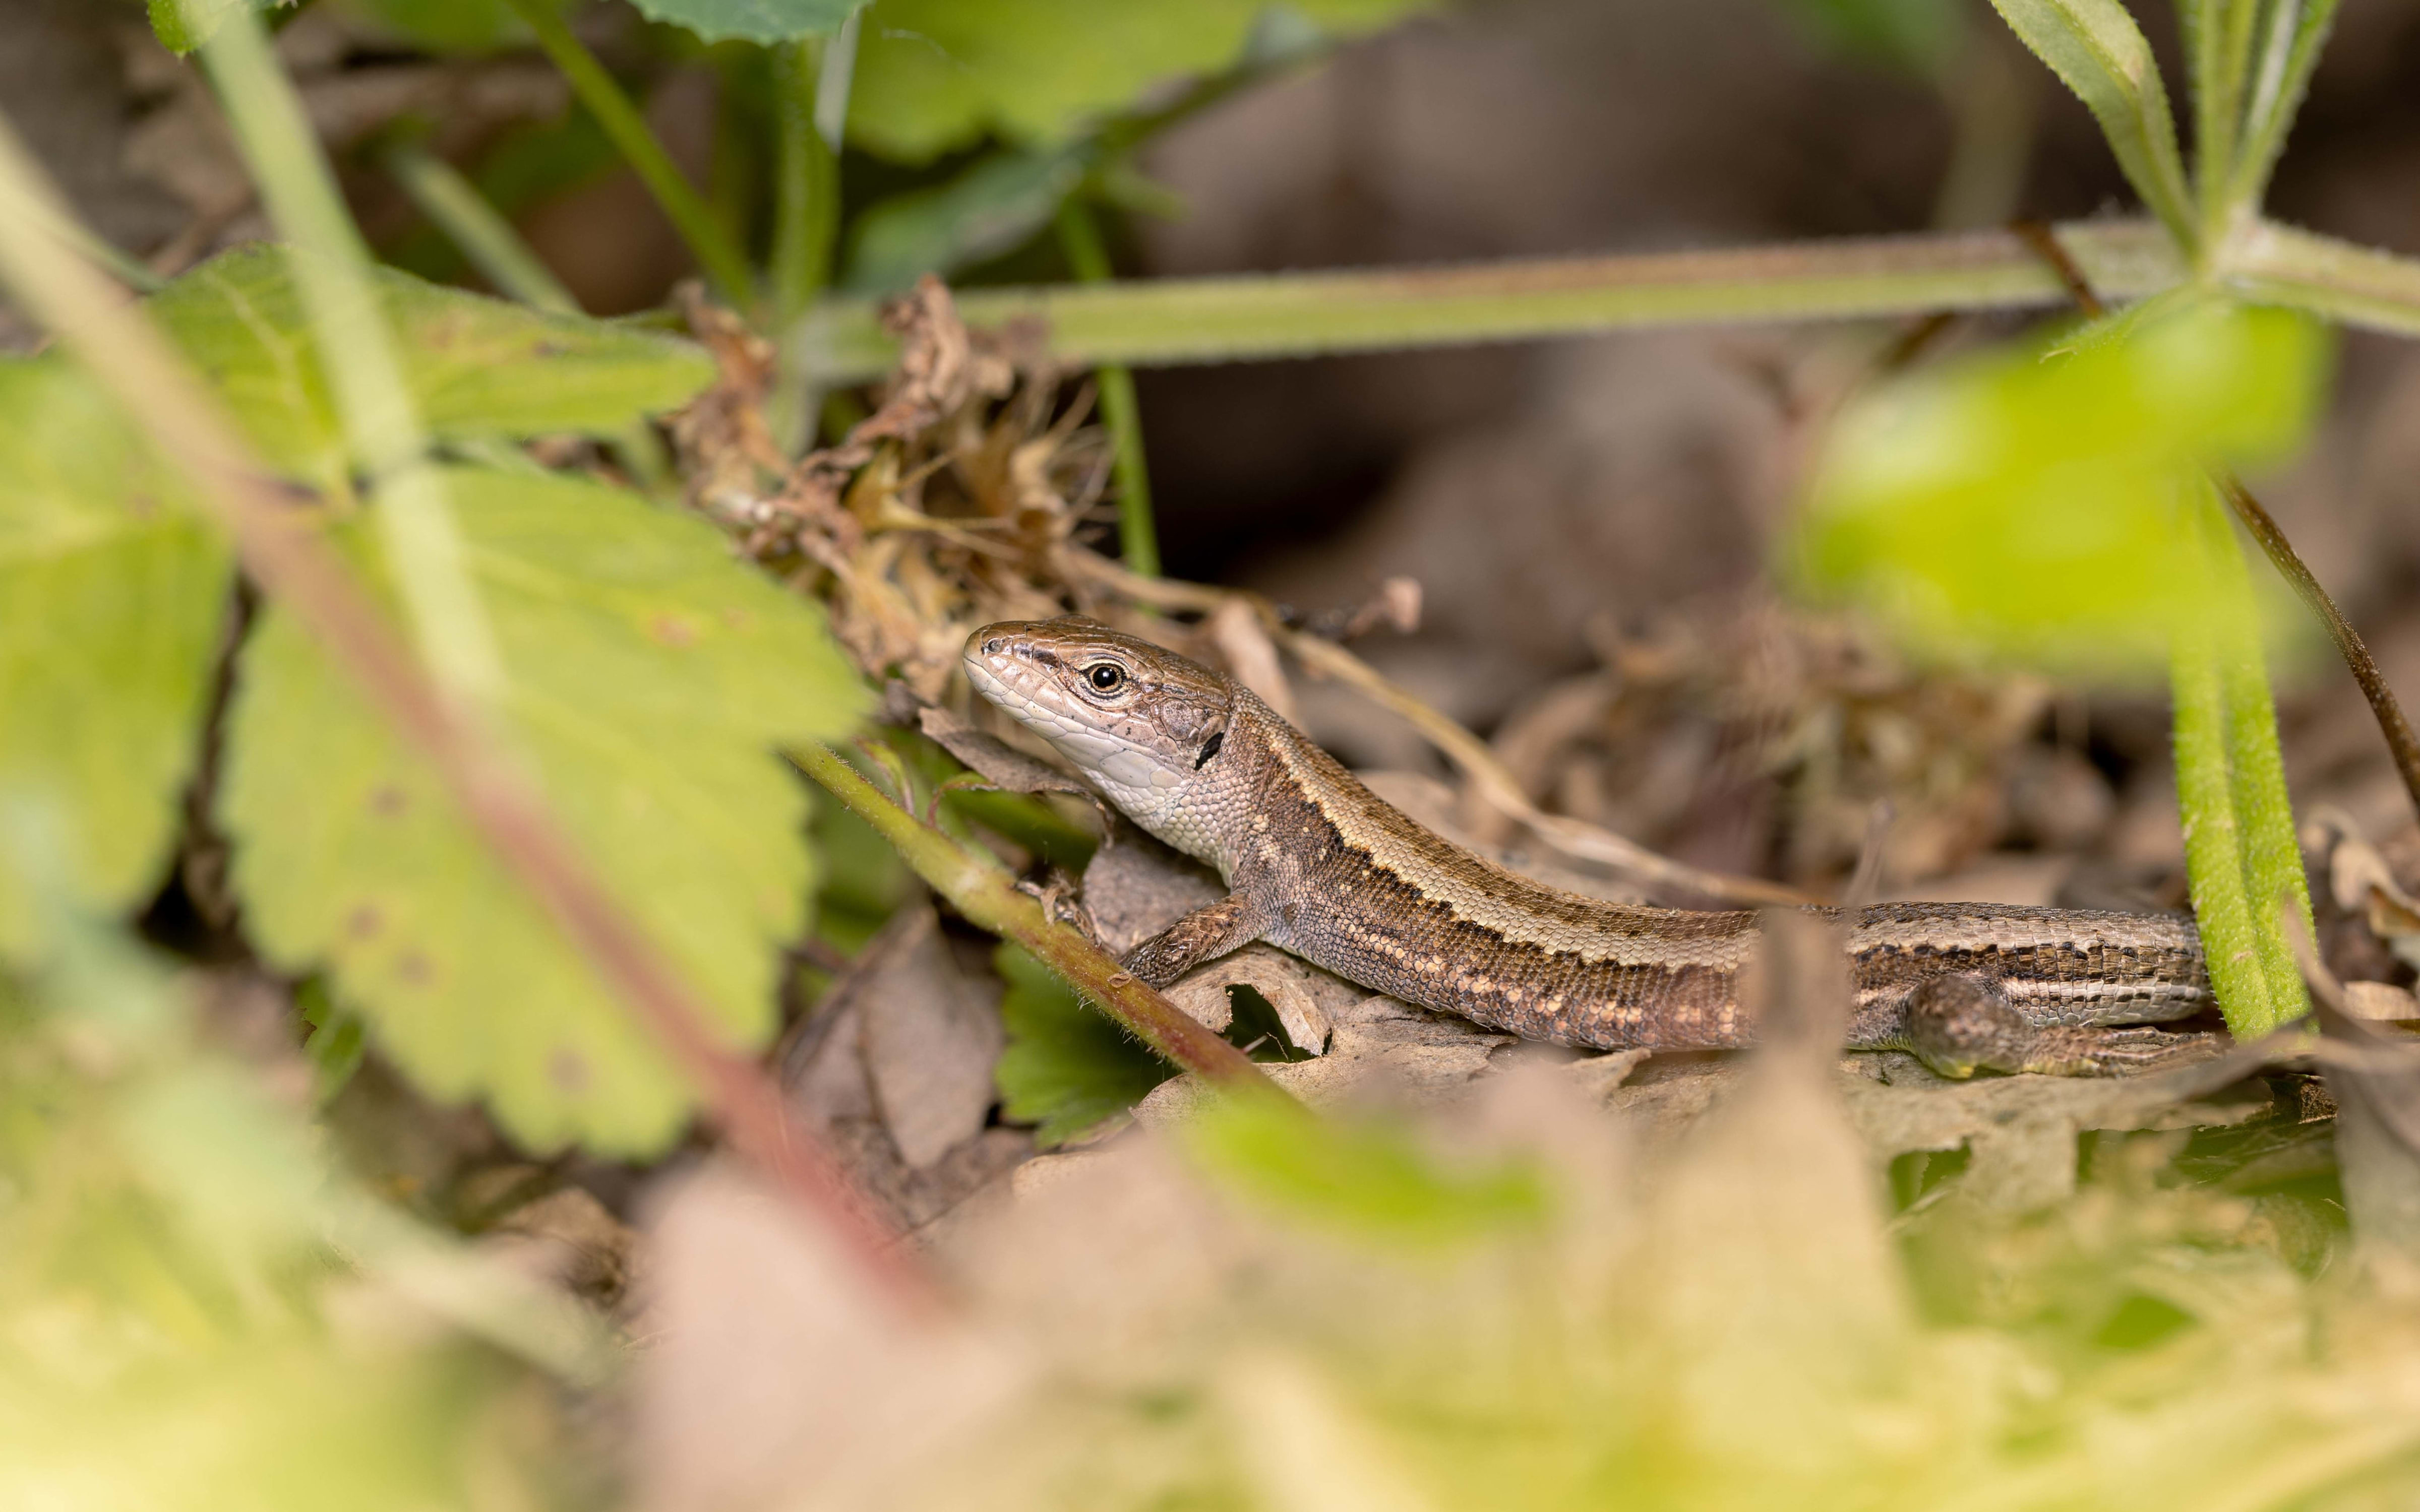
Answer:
[633,1164,1024,1512]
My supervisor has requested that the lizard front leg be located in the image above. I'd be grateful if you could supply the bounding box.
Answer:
[1121,893,1273,988]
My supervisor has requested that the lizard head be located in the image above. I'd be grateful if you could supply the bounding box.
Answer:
[963,617,1235,860]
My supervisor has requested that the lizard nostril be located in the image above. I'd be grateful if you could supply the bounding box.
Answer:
[983,638,1004,655]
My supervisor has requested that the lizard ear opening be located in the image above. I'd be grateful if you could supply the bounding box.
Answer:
[1193,730,1225,770]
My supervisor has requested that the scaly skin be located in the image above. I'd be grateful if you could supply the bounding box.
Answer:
[964,617,2215,1077]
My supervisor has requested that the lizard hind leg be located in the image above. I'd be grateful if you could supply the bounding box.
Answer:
[1906,973,2203,1079]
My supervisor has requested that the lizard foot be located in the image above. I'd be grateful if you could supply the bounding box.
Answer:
[1906,974,2217,1078]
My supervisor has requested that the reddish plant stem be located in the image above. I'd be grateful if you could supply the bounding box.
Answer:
[0,124,933,1316]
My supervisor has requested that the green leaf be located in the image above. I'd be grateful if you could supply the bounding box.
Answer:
[1772,0,1966,76]
[841,148,1087,293]
[329,0,571,53]
[1989,0,2197,249]
[1796,299,2329,674]
[148,0,294,54]
[2170,484,2312,1039]
[1179,1093,1551,1249]
[994,941,1172,1147]
[626,0,861,44]
[219,466,870,1155]
[0,359,231,960]
[2227,0,2341,214]
[848,0,1438,163]
[146,246,715,493]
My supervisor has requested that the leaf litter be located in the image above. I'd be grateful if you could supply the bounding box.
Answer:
[596,278,2420,1505]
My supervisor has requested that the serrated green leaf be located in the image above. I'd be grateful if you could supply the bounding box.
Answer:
[994,941,1171,1147]
[626,0,860,43]
[147,246,714,493]
[219,466,869,1155]
[1796,299,2328,674]
[1989,0,2196,246]
[842,148,1086,293]
[849,0,1438,163]
[0,359,231,961]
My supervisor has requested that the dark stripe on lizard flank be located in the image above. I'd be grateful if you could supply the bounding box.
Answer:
[1242,719,1756,1048]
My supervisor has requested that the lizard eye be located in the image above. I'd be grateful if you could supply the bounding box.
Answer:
[1085,662,1126,693]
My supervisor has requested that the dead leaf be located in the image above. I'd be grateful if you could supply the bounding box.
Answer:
[852,905,1006,1169]
[633,1165,1023,1512]
[913,703,1092,798]
[1165,944,1335,1055]
[1080,830,1226,955]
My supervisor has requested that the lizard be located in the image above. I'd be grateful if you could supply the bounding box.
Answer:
[962,616,2216,1077]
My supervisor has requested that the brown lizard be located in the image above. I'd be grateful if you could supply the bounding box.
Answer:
[963,617,2215,1077]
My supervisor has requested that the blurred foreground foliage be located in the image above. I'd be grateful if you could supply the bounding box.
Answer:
[0,899,576,1510]
[1798,298,2329,676]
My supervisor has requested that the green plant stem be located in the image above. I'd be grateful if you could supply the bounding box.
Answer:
[2223,216,2420,333]
[792,740,1276,1091]
[767,37,840,456]
[22,195,162,292]
[792,214,2420,383]
[772,39,838,326]
[2196,486,2315,1024]
[196,8,505,710]
[384,141,578,313]
[381,140,672,491]
[493,0,755,309]
[2171,481,2313,1039]
[2172,606,2274,1037]
[1054,198,1161,577]
[795,220,2192,382]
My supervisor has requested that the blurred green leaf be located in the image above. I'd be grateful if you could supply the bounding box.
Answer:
[842,147,1087,292]
[329,0,571,53]
[994,941,1171,1147]
[298,978,369,1104]
[0,360,231,961]
[1797,299,2329,673]
[1181,1093,1550,1248]
[1772,0,1965,76]
[1989,0,2196,245]
[219,466,870,1155]
[627,0,860,44]
[147,0,295,54]
[848,0,1437,163]
[0,915,565,1511]
[147,246,715,493]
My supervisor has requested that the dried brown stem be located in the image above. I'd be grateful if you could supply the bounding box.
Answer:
[1060,547,1817,907]
[0,119,934,1316]
[2216,474,2420,823]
